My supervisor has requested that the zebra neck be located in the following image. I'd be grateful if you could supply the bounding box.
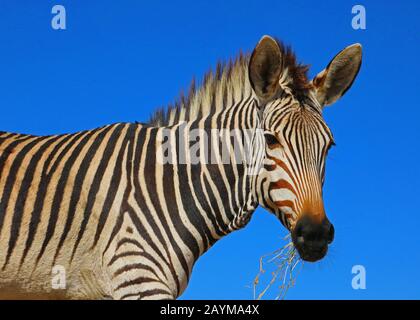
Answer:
[141,98,262,255]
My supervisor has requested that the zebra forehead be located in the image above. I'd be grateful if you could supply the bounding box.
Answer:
[268,106,334,144]
[148,37,312,127]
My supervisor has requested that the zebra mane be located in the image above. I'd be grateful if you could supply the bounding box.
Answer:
[148,39,311,127]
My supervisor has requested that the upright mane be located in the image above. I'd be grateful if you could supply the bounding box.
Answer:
[148,39,311,127]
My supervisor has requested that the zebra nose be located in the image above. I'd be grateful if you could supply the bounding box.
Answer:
[292,216,334,262]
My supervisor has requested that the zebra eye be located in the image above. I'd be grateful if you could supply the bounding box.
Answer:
[264,133,281,148]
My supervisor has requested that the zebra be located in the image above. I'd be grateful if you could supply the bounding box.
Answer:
[0,35,361,299]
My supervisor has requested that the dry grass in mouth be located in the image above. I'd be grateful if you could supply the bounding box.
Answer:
[252,234,303,300]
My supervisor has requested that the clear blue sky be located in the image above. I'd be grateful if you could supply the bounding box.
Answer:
[0,1,418,299]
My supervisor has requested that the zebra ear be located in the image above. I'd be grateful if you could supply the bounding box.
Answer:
[312,43,362,107]
[249,35,282,103]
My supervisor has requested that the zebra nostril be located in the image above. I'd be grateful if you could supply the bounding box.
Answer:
[294,223,305,245]
[297,235,304,245]
[294,223,303,238]
[327,224,335,244]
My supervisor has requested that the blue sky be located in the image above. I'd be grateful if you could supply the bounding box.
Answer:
[0,1,418,299]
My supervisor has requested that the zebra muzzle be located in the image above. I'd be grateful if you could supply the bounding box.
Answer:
[291,215,334,262]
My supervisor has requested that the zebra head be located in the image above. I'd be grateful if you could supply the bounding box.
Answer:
[249,36,362,262]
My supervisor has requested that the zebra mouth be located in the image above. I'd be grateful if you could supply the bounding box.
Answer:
[293,241,328,262]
